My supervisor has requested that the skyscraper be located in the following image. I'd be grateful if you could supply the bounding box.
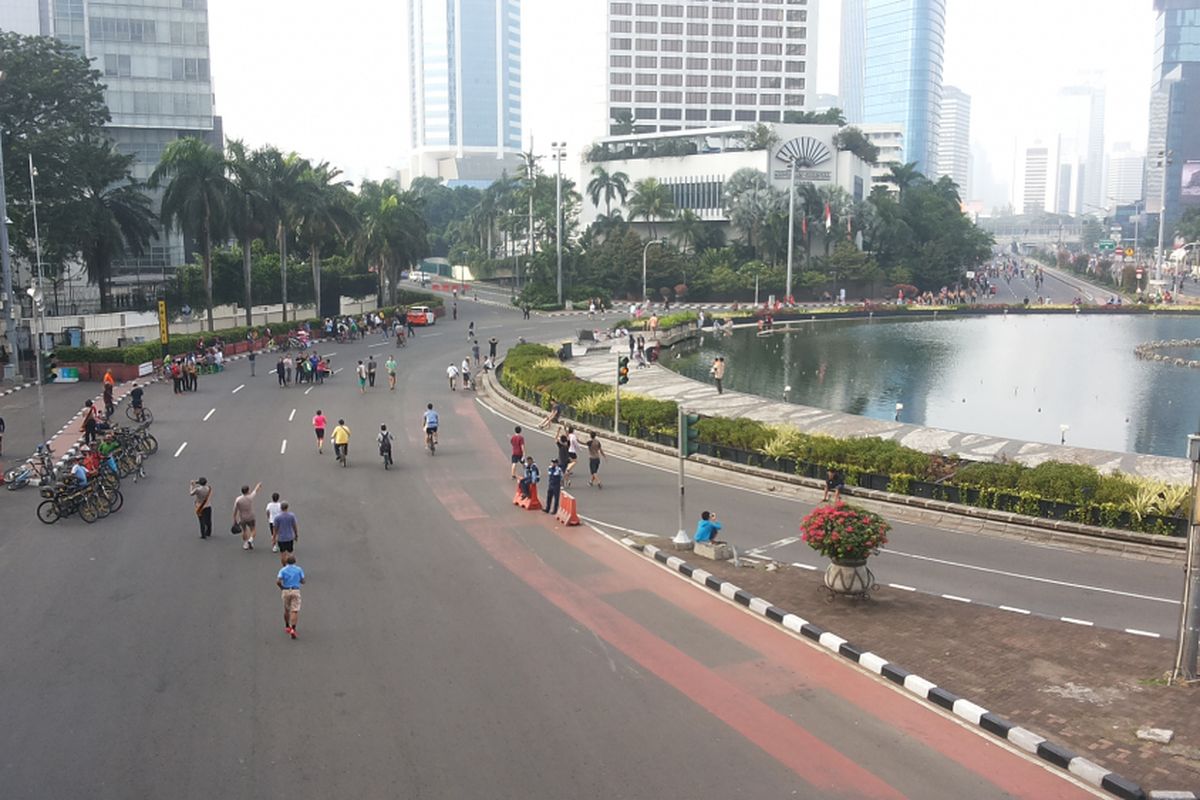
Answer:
[6,0,220,277]
[936,85,970,199]
[861,0,946,174]
[0,0,41,34]
[1106,142,1146,207]
[839,0,865,123]
[407,0,522,187]
[1016,142,1053,215]
[1145,0,1200,233]
[605,0,817,134]
[1055,84,1105,216]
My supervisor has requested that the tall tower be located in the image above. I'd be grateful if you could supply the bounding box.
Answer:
[1057,84,1105,216]
[1145,0,1200,233]
[407,0,523,187]
[605,0,817,134]
[936,85,970,198]
[1106,143,1146,207]
[862,0,946,174]
[839,0,865,123]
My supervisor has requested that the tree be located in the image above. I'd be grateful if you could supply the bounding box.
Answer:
[294,160,355,316]
[255,147,308,322]
[628,178,675,240]
[744,123,780,151]
[1081,216,1105,252]
[586,165,630,215]
[832,127,879,165]
[610,109,635,136]
[354,181,429,305]
[226,140,271,324]
[149,138,231,331]
[1176,208,1200,244]
[62,143,156,312]
[783,108,847,126]
[882,162,925,197]
[723,169,780,258]
[673,209,704,254]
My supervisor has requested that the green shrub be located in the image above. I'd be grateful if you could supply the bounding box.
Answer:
[1015,461,1101,504]
[619,396,678,436]
[952,461,1024,490]
[697,417,772,451]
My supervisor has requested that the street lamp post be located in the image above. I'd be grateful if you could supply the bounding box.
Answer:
[1156,147,1174,284]
[551,141,567,308]
[28,155,47,446]
[642,238,666,306]
[785,159,797,303]
[1174,435,1200,683]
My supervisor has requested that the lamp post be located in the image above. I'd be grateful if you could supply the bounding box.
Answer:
[0,69,19,382]
[642,238,666,306]
[785,159,797,303]
[1059,424,1069,445]
[1156,146,1174,284]
[551,141,567,308]
[1173,434,1200,683]
[27,154,47,445]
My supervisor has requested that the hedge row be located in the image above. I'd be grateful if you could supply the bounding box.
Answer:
[54,296,441,366]
[499,343,1189,535]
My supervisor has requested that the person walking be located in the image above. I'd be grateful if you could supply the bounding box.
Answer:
[586,431,606,489]
[273,502,299,565]
[472,339,481,368]
[565,426,580,486]
[356,360,368,394]
[385,355,398,391]
[276,554,305,639]
[266,492,283,551]
[81,400,100,445]
[452,301,458,321]
[377,424,395,468]
[233,482,262,550]
[0,414,5,457]
[460,357,472,390]
[367,356,377,388]
[276,357,286,388]
[102,380,115,421]
[509,426,526,479]
[711,356,726,395]
[312,409,327,454]
[446,362,459,391]
[467,320,475,341]
[190,477,213,538]
[544,458,564,515]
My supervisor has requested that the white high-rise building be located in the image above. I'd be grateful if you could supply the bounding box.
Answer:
[1105,142,1145,208]
[859,123,905,191]
[606,0,817,134]
[0,0,42,34]
[936,85,970,198]
[405,0,523,187]
[1055,84,1105,216]
[1015,140,1056,215]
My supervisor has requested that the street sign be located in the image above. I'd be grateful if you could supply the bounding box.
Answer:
[1125,248,1136,257]
[1098,241,1115,252]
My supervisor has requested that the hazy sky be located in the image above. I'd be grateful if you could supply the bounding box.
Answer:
[209,0,1158,205]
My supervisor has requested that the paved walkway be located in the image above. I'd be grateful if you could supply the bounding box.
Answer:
[570,350,1192,484]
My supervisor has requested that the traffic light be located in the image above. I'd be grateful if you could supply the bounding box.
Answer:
[682,413,701,456]
[618,356,630,385]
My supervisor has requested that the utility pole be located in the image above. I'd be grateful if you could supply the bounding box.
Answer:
[1174,435,1200,683]
[786,159,796,303]
[1156,147,1173,284]
[551,142,567,307]
[673,405,689,545]
[28,155,46,445]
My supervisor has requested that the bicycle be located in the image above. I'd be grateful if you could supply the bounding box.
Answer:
[379,441,393,470]
[425,429,436,456]
[126,404,153,424]
[335,443,349,467]
[36,482,108,524]
[4,445,58,490]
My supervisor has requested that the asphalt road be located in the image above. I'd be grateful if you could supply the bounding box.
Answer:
[0,299,1110,799]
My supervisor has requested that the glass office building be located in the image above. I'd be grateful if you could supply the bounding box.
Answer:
[1146,0,1200,232]
[861,0,945,174]
[408,0,522,186]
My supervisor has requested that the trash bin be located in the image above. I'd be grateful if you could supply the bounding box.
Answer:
[558,343,572,361]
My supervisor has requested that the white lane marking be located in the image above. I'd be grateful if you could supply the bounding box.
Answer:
[325,352,338,357]
[422,332,443,338]
[173,442,188,458]
[789,562,818,571]
[232,384,245,394]
[881,549,1179,605]
[203,408,215,421]
[289,409,296,422]
[1125,628,1161,638]
[368,341,387,348]
[280,439,288,455]
[1060,616,1094,627]
[999,605,1031,615]
[333,367,344,375]
[748,536,800,554]
[305,387,313,395]
[942,594,972,603]
[889,583,916,592]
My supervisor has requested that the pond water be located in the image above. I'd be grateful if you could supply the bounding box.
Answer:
[667,315,1200,458]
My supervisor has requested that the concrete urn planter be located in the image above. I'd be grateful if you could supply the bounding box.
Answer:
[823,557,875,597]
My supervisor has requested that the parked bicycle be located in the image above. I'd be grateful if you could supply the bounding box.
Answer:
[3,445,58,491]
[36,481,108,524]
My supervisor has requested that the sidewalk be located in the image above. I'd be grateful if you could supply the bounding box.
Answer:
[569,352,1191,484]
[683,554,1200,795]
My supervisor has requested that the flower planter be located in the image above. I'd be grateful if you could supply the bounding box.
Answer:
[824,557,876,597]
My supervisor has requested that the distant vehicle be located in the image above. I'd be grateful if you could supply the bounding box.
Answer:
[407,306,436,326]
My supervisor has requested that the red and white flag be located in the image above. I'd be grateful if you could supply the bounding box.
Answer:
[801,216,808,239]
[824,202,832,232]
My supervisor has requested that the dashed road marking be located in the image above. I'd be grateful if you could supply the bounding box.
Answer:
[942,594,972,603]
[173,442,188,458]
[333,368,344,375]
[999,605,1031,615]
[1125,628,1161,638]
[232,384,245,394]
[789,562,818,571]
[203,408,215,421]
[368,341,387,348]
[288,408,296,422]
[304,387,313,395]
[280,439,287,455]
[888,583,916,592]
[1061,616,1094,627]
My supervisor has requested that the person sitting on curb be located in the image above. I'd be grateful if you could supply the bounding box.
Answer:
[518,456,540,499]
[538,401,565,430]
[823,467,845,503]
[693,510,724,545]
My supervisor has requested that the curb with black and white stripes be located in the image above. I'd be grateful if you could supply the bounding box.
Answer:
[623,538,1152,800]
[0,380,35,398]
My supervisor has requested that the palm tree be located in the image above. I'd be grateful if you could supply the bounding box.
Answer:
[149,137,231,331]
[883,161,924,197]
[673,209,704,254]
[295,161,355,317]
[586,165,630,215]
[354,181,429,305]
[628,178,675,240]
[226,139,269,324]
[67,146,157,312]
[255,147,308,322]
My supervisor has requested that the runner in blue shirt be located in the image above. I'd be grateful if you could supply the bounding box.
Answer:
[276,555,305,639]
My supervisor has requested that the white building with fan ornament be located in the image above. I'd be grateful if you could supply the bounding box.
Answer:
[580,123,874,237]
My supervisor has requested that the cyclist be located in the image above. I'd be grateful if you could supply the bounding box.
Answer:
[385,356,398,391]
[129,382,145,422]
[69,456,89,487]
[422,403,439,450]
[331,419,351,464]
[377,424,395,468]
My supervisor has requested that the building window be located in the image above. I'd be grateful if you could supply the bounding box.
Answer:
[686,5,708,18]
[786,26,806,39]
[610,90,632,101]
[712,40,733,53]
[685,57,708,69]
[611,55,632,67]
[635,20,657,33]
[661,4,683,16]
[712,23,734,36]
[90,17,157,42]
[760,94,781,105]
[662,73,683,86]
[183,0,207,7]
[661,108,682,120]
[662,22,683,33]
[762,8,783,20]
[784,77,803,89]
[711,58,733,70]
[104,54,132,77]
[686,74,708,87]
[662,39,683,51]
[686,22,709,34]
[736,59,758,71]
[760,110,781,122]
[736,7,759,19]
[735,93,757,105]
[711,75,732,88]
[635,3,658,14]
[762,59,783,71]
[761,77,781,88]
[784,61,804,72]
[635,108,658,119]
[636,73,658,85]
[786,9,807,21]
[786,43,806,55]
[611,37,632,50]
[685,91,708,104]
[762,25,783,37]
[713,6,733,19]
[734,109,755,121]
[685,109,707,121]
[661,57,683,70]
[661,91,682,102]
[686,40,708,52]
[635,90,657,102]
[610,72,632,85]
[784,94,805,106]
[635,38,658,50]
[610,20,632,32]
[711,109,732,121]
[711,92,732,104]
[736,25,758,36]
[735,76,757,88]
[610,2,632,13]
[762,42,782,55]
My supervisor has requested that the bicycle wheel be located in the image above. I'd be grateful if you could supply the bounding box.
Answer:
[36,500,60,524]
[79,497,99,523]
[141,434,159,456]
[108,490,124,514]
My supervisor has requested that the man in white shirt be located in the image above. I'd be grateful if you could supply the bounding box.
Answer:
[447,363,459,391]
[266,492,283,552]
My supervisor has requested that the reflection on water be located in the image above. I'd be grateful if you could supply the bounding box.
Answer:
[668,315,1200,458]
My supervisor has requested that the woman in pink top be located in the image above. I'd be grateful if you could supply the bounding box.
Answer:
[312,409,328,454]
